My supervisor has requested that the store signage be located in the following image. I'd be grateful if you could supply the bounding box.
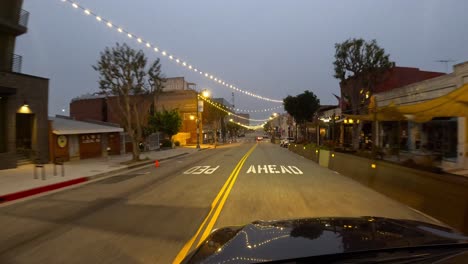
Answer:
[81,134,101,144]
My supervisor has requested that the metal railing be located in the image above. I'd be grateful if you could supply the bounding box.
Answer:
[18,9,30,28]
[11,54,22,73]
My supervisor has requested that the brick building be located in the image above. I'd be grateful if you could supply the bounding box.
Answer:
[70,77,203,146]
[340,66,445,114]
[0,0,49,169]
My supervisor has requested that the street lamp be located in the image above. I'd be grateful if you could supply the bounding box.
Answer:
[196,94,201,150]
[202,90,210,98]
[196,89,210,150]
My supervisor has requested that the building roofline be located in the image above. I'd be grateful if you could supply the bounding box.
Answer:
[0,71,49,81]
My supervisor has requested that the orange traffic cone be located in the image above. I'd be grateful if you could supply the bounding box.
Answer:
[155,160,160,168]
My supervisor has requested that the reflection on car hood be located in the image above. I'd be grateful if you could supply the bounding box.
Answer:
[183,216,468,263]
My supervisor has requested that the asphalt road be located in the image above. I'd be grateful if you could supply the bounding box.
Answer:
[0,136,438,264]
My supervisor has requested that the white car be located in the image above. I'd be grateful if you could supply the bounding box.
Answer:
[280,137,295,148]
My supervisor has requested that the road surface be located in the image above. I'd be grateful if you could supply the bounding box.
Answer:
[0,136,437,263]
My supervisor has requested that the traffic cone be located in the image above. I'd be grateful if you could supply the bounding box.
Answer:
[155,160,160,168]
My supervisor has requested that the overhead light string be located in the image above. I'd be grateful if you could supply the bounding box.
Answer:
[198,95,277,122]
[59,0,284,103]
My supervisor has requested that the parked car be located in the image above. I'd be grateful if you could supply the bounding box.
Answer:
[280,137,295,148]
[256,136,263,141]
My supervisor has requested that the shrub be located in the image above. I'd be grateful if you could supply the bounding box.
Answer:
[174,141,180,147]
[160,139,172,148]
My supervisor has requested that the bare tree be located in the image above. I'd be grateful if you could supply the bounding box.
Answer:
[93,43,162,161]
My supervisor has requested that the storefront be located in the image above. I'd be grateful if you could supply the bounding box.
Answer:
[49,116,123,161]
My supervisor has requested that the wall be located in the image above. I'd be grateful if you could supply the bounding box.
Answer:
[374,67,445,94]
[162,77,187,92]
[50,134,70,161]
[79,133,102,159]
[0,72,49,169]
[70,97,106,122]
[326,152,468,233]
[376,62,468,107]
[107,132,120,155]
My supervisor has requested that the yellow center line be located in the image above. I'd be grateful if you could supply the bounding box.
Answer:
[196,144,256,247]
[172,144,257,264]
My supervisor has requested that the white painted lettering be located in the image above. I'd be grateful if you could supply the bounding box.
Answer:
[246,165,256,174]
[204,166,219,174]
[258,165,268,174]
[184,166,200,174]
[268,165,280,174]
[289,166,303,175]
[193,166,210,174]
[280,165,292,174]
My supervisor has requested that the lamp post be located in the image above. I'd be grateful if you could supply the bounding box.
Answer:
[196,94,200,150]
[196,89,210,150]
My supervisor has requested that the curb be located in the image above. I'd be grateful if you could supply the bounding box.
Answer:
[0,152,190,204]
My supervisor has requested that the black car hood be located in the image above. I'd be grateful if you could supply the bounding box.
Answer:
[183,216,468,263]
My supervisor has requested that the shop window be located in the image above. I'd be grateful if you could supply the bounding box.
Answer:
[422,118,458,159]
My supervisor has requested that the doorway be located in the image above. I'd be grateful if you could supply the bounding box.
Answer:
[16,113,34,151]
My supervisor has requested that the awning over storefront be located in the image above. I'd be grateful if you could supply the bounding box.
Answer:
[344,83,468,123]
[50,117,123,135]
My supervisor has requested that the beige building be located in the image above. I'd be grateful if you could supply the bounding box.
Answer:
[375,62,468,171]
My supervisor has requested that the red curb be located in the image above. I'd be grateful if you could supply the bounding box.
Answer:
[0,177,88,204]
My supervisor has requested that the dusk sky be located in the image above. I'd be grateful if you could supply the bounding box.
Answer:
[16,0,468,122]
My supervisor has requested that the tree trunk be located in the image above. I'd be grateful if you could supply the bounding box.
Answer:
[131,137,140,161]
[295,123,298,142]
[122,95,140,161]
[352,122,363,150]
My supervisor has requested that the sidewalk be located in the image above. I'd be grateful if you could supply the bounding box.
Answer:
[0,146,207,203]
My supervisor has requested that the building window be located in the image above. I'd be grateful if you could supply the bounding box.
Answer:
[422,118,458,159]
[0,96,6,153]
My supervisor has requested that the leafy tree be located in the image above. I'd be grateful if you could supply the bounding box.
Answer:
[263,122,272,133]
[147,109,182,147]
[333,38,394,149]
[93,43,162,161]
[283,90,320,142]
[226,121,242,139]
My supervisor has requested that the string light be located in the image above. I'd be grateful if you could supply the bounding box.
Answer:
[59,0,283,103]
[226,104,283,113]
[198,96,276,123]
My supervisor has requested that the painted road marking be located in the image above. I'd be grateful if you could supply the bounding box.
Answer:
[183,166,220,175]
[173,144,257,264]
[246,165,303,174]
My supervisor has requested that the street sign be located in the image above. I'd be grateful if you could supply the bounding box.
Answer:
[198,100,204,112]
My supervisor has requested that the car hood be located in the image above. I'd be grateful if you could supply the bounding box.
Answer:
[183,216,468,263]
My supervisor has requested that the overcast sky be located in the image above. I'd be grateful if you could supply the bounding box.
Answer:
[17,0,468,121]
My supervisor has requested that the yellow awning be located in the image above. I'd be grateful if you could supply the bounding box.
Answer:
[396,83,468,122]
[344,84,468,123]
